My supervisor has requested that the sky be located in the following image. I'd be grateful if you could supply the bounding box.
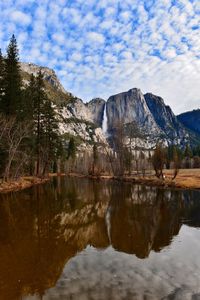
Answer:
[0,0,199,114]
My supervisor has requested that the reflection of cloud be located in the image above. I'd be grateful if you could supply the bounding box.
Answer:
[0,0,199,113]
[44,226,200,300]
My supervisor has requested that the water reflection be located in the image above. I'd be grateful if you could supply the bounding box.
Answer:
[0,178,199,299]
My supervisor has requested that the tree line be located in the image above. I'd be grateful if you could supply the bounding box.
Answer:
[0,35,69,181]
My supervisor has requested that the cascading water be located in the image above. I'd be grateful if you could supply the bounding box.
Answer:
[102,103,108,135]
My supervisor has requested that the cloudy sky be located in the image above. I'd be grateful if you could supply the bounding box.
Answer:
[0,0,199,114]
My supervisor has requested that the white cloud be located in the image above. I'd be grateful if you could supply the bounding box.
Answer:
[87,32,105,44]
[0,0,199,114]
[52,33,65,44]
[10,10,32,25]
[71,52,82,61]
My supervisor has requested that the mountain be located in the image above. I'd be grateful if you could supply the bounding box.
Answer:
[144,93,190,145]
[90,88,195,148]
[86,98,105,128]
[20,62,107,152]
[20,62,67,94]
[106,88,161,135]
[177,109,200,136]
[20,62,199,151]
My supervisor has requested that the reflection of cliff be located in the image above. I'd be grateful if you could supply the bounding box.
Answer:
[0,178,199,299]
[108,185,183,258]
[0,179,110,300]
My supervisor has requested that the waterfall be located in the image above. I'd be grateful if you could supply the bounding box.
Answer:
[102,103,108,135]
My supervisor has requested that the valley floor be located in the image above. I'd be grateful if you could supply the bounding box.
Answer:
[0,169,199,194]
[69,169,200,191]
[164,169,200,189]
[118,169,200,190]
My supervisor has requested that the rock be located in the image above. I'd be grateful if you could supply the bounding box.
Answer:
[20,62,108,153]
[86,98,105,127]
[20,62,68,94]
[144,93,190,145]
[177,109,200,136]
[20,61,199,150]
[106,88,161,135]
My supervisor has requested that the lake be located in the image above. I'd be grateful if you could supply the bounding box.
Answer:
[0,177,200,300]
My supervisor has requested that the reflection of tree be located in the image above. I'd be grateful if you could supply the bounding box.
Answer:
[0,179,199,299]
[108,185,186,258]
[181,190,200,228]
[0,180,110,300]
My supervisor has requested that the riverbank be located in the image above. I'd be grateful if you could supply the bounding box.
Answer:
[0,169,199,194]
[113,173,200,190]
[68,169,200,190]
[0,176,50,194]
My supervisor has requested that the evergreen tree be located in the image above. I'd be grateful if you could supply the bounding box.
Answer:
[2,35,22,117]
[22,73,36,121]
[32,69,61,175]
[184,144,192,158]
[92,143,98,175]
[67,137,76,160]
[41,98,60,174]
[20,74,37,175]
[33,69,46,175]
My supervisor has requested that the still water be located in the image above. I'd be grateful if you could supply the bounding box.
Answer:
[0,178,200,300]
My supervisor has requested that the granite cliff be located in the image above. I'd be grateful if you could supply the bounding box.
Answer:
[177,109,200,136]
[20,62,199,151]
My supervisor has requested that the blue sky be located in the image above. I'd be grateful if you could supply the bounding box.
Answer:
[0,0,199,114]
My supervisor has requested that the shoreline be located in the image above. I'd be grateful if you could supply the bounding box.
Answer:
[0,176,50,194]
[0,169,199,194]
[67,169,200,191]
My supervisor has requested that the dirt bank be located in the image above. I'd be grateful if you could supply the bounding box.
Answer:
[0,169,199,194]
[68,169,200,190]
[0,176,50,194]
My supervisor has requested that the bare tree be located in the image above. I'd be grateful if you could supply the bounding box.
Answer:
[152,143,166,180]
[0,115,31,181]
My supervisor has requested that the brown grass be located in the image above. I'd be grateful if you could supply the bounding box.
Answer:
[163,169,200,189]
[0,177,50,194]
[80,169,200,190]
[0,169,199,194]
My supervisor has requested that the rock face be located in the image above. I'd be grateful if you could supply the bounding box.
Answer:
[20,62,68,94]
[144,93,189,145]
[20,61,199,150]
[86,98,105,127]
[59,97,107,149]
[106,88,160,136]
[104,88,195,147]
[20,62,107,152]
[177,109,200,136]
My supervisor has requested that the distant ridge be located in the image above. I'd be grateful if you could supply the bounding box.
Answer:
[177,109,200,136]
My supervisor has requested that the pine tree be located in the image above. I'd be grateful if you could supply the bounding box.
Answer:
[22,73,36,121]
[32,69,61,176]
[67,137,76,160]
[92,143,98,175]
[2,34,22,116]
[20,74,37,175]
[184,144,192,158]
[33,69,46,175]
[41,98,60,174]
